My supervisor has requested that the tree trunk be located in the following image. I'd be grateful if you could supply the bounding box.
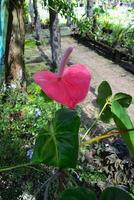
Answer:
[48,0,61,71]
[87,0,93,17]
[0,0,9,82]
[29,0,34,24]
[5,0,25,89]
[66,0,72,27]
[33,0,41,43]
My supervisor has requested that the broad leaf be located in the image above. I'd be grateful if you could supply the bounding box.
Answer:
[100,186,133,200]
[58,187,97,200]
[113,92,132,108]
[96,81,112,123]
[32,108,80,168]
[111,101,134,158]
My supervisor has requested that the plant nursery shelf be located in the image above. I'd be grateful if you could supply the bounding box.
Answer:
[72,34,134,74]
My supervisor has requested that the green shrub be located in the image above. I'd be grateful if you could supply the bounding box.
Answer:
[0,84,60,200]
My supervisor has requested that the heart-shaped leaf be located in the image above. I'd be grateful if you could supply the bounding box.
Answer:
[96,81,112,123]
[111,101,134,158]
[58,187,97,200]
[113,92,132,108]
[32,108,80,168]
[100,186,133,200]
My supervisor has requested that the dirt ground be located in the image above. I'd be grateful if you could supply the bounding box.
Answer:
[61,36,134,124]
[25,35,134,125]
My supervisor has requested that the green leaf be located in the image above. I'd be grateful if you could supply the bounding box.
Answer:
[101,105,112,123]
[97,81,112,107]
[58,187,97,200]
[32,108,80,168]
[111,101,134,158]
[41,90,53,102]
[113,92,132,108]
[96,81,112,123]
[100,186,133,200]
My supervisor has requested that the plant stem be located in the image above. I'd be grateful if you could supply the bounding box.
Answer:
[44,171,61,200]
[82,101,109,141]
[81,128,134,147]
[0,163,32,173]
[31,171,60,200]
[81,132,116,146]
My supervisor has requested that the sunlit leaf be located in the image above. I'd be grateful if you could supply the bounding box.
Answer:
[111,101,134,158]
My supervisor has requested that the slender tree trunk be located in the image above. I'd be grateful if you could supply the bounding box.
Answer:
[33,0,41,43]
[27,0,34,33]
[87,0,93,17]
[66,0,72,27]
[5,0,25,89]
[48,0,61,70]
[29,0,34,24]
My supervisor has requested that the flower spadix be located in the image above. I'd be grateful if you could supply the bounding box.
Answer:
[33,47,92,109]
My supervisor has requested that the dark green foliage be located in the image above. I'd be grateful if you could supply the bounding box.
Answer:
[96,80,134,158]
[44,0,76,21]
[96,81,112,106]
[93,7,105,16]
[32,109,80,168]
[111,101,134,158]
[0,84,59,199]
[96,81,112,122]
[59,186,133,200]
[76,18,94,37]
[113,92,132,108]
[59,187,97,200]
[100,186,133,200]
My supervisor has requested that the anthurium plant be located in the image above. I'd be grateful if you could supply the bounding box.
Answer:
[0,47,134,199]
[58,186,134,200]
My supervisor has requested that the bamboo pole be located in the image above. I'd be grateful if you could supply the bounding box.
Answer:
[0,0,9,81]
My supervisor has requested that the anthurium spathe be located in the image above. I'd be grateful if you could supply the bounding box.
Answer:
[33,47,92,109]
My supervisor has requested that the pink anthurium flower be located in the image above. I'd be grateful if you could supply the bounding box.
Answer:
[33,47,92,109]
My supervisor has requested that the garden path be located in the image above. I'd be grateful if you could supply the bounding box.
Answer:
[61,36,134,124]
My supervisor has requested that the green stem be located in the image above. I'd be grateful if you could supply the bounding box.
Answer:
[0,163,32,173]
[81,132,115,147]
[82,101,109,141]
[81,128,134,147]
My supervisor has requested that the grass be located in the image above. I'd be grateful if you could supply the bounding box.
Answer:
[25,39,36,49]
[26,63,48,76]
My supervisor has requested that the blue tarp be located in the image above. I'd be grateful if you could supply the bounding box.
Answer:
[0,0,9,81]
